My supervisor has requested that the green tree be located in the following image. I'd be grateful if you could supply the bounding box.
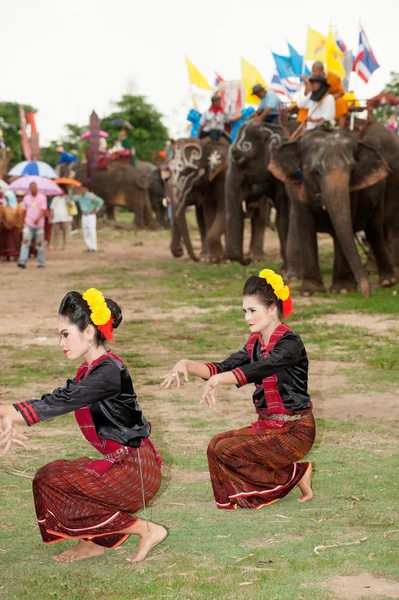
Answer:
[0,102,36,165]
[102,95,169,162]
[373,71,399,123]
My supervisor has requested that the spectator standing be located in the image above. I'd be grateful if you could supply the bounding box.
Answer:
[69,186,104,252]
[50,185,75,251]
[18,182,47,269]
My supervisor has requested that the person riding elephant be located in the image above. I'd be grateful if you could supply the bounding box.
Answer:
[168,135,229,263]
[296,75,335,130]
[299,61,349,129]
[250,84,280,124]
[268,127,397,297]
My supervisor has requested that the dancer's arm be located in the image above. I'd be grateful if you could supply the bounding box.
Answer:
[0,406,29,455]
[11,359,120,427]
[161,346,250,389]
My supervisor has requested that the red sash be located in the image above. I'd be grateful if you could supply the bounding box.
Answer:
[246,324,292,430]
[74,353,162,475]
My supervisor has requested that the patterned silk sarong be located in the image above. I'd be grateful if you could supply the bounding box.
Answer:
[33,443,161,548]
[207,413,315,509]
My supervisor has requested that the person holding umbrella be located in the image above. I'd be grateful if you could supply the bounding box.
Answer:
[18,181,47,269]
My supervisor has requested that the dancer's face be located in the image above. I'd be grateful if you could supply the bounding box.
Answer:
[242,295,277,334]
[58,315,93,360]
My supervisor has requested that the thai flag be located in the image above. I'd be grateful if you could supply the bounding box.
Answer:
[270,72,301,99]
[353,26,380,83]
[214,72,224,89]
[335,30,347,53]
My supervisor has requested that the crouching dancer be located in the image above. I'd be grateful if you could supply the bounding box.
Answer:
[162,270,315,510]
[0,288,166,562]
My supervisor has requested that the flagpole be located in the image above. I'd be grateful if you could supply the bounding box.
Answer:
[350,22,361,131]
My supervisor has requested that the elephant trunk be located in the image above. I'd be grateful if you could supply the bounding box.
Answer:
[225,167,251,265]
[175,205,200,262]
[321,171,371,297]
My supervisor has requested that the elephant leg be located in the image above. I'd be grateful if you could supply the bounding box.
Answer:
[384,181,399,274]
[274,186,290,273]
[297,203,326,296]
[196,204,207,256]
[364,206,397,287]
[106,205,115,221]
[143,194,157,230]
[249,203,266,261]
[331,236,358,293]
[285,186,303,279]
[205,179,226,263]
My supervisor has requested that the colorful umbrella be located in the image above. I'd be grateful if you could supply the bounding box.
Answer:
[54,178,82,187]
[80,130,108,140]
[8,176,62,196]
[8,160,58,179]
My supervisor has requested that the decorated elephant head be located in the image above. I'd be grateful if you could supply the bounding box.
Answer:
[168,137,229,261]
[268,129,390,296]
[226,121,288,264]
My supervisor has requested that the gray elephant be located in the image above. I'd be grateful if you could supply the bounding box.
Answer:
[148,167,170,229]
[226,121,293,269]
[168,137,228,262]
[74,161,156,230]
[269,127,397,297]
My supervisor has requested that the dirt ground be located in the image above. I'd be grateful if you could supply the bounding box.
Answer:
[0,228,398,424]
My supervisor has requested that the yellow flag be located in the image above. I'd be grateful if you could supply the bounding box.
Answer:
[185,57,212,91]
[326,26,346,80]
[241,57,267,105]
[305,26,327,62]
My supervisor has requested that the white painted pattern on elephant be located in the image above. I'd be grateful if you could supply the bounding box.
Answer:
[235,122,252,153]
[261,126,283,149]
[168,141,205,209]
[208,150,222,170]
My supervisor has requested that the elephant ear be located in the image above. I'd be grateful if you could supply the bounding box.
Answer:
[136,171,150,190]
[268,141,302,185]
[351,142,390,191]
[203,140,229,182]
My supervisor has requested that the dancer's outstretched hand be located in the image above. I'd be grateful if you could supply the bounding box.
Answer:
[0,417,29,456]
[201,376,219,407]
[160,360,189,389]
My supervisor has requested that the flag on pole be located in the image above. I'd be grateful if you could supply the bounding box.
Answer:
[19,106,32,162]
[185,57,212,90]
[326,26,346,80]
[287,44,310,76]
[270,72,301,99]
[214,72,224,88]
[272,53,294,80]
[305,27,327,62]
[335,30,347,53]
[353,26,380,83]
[241,57,266,105]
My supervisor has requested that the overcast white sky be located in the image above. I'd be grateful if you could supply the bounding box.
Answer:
[2,0,397,144]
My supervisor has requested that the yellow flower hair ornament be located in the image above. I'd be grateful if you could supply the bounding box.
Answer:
[82,288,114,341]
[258,269,293,318]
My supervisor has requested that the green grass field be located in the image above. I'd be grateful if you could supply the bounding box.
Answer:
[0,223,398,600]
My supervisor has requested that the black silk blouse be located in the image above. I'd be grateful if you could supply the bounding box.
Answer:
[13,355,150,447]
[206,331,311,412]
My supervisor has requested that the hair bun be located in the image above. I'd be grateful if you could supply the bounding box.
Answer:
[105,298,123,330]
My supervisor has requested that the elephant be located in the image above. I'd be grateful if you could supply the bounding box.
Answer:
[360,123,399,274]
[148,167,170,229]
[268,127,397,297]
[168,137,228,262]
[225,121,293,269]
[74,161,156,230]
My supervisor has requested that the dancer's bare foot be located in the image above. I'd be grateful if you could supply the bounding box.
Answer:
[297,463,313,503]
[126,522,168,563]
[53,540,105,563]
